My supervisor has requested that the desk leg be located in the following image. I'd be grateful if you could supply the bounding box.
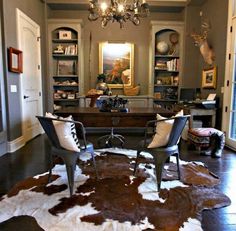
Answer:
[212,113,216,127]
[189,116,194,128]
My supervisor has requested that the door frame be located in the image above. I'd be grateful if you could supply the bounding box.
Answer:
[0,5,7,156]
[16,9,43,142]
[222,0,236,151]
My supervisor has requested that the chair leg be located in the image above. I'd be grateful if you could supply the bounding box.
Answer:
[154,160,164,192]
[66,164,75,197]
[175,154,181,180]
[90,151,98,179]
[133,150,141,175]
[48,153,53,183]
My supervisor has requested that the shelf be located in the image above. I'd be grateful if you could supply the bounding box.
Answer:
[53,84,78,87]
[54,99,79,102]
[53,75,78,78]
[48,21,83,111]
[155,68,179,73]
[155,55,180,58]
[154,84,178,87]
[154,99,178,102]
[52,39,78,43]
[53,54,78,58]
[151,21,184,109]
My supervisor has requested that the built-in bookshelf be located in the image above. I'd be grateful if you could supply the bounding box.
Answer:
[149,21,184,111]
[48,19,83,111]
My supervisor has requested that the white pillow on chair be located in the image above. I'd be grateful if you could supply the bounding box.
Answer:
[45,112,80,152]
[148,110,183,148]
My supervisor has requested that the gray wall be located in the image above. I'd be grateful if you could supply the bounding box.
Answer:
[182,5,201,87]
[48,10,184,96]
[0,0,7,155]
[184,0,228,128]
[2,0,46,141]
[184,0,228,102]
[201,0,228,102]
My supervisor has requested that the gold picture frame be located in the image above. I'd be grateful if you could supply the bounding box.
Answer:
[202,66,217,89]
[99,42,134,88]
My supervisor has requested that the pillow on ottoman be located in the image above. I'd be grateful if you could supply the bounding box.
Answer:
[148,110,183,148]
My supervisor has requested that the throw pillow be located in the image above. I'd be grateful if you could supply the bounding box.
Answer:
[147,110,183,148]
[45,112,80,152]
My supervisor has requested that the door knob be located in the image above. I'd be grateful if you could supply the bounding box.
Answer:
[24,95,29,99]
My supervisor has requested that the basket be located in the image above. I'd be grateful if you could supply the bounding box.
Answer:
[123,85,140,96]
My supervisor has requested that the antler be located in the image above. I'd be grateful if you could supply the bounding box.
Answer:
[190,20,214,65]
[191,20,211,46]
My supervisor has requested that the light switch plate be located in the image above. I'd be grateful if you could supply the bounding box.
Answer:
[221,87,224,93]
[10,85,17,93]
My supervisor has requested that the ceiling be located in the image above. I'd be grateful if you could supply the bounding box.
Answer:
[46,0,207,13]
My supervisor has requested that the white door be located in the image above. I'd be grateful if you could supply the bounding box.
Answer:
[17,9,43,143]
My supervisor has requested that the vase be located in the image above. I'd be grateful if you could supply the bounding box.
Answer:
[96,80,108,94]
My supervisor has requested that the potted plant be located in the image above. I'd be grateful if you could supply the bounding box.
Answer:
[97,73,106,82]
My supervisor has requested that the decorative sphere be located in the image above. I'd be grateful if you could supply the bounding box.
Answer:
[156,41,169,55]
[61,93,67,99]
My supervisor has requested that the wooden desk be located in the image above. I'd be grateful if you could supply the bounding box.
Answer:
[174,104,216,128]
[188,108,216,128]
[56,107,173,128]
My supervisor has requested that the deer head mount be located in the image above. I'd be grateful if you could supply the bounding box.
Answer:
[191,20,215,65]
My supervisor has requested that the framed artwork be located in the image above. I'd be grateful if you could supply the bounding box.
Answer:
[99,42,134,88]
[202,66,217,89]
[59,30,72,40]
[8,47,23,73]
[57,60,76,76]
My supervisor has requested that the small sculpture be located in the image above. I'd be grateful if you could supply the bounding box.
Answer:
[53,44,64,54]
[100,96,128,112]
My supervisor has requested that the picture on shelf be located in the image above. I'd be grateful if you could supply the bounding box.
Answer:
[57,60,76,76]
[59,30,72,40]
[53,93,61,99]
[67,94,75,99]
[156,76,173,85]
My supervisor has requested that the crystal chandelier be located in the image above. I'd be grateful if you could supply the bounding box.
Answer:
[88,0,150,28]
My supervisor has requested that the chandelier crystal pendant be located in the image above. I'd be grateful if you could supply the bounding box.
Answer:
[88,0,150,28]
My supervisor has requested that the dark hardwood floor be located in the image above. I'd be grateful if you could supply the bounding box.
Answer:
[0,133,236,231]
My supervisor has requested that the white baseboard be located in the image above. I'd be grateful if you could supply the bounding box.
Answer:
[225,144,236,152]
[7,136,25,153]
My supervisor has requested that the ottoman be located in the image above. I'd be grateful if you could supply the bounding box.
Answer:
[188,127,225,156]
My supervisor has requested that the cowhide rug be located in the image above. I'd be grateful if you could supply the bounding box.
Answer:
[0,148,231,231]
